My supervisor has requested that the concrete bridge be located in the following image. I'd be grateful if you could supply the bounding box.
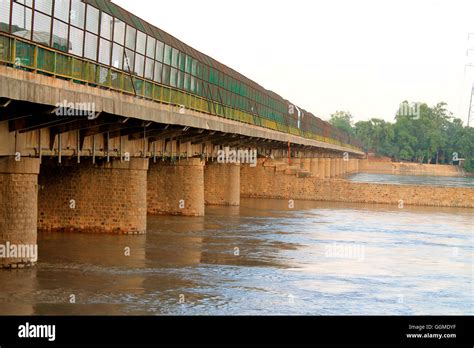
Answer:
[0,0,364,268]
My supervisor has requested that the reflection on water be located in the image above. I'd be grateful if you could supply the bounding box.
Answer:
[347,172,474,187]
[0,199,472,315]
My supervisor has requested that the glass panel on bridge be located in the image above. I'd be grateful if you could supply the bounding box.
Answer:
[171,47,178,68]
[35,0,52,15]
[16,0,32,8]
[155,40,164,62]
[177,70,184,89]
[134,53,144,76]
[70,0,85,29]
[69,26,84,56]
[163,44,171,65]
[124,48,134,71]
[144,57,154,80]
[125,25,136,50]
[136,30,146,55]
[170,67,178,87]
[52,19,68,52]
[98,38,111,65]
[113,19,125,45]
[153,62,163,83]
[12,3,32,37]
[146,36,155,59]
[184,73,190,91]
[54,0,69,23]
[100,12,113,40]
[86,4,99,34]
[178,51,185,71]
[0,0,10,32]
[84,32,98,60]
[162,65,170,85]
[32,11,51,46]
[112,43,123,69]
[190,76,196,93]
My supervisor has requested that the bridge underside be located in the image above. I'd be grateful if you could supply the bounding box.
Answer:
[0,66,364,269]
[0,66,364,159]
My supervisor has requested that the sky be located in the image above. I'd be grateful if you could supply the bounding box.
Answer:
[112,0,474,125]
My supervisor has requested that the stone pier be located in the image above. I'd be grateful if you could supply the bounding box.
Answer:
[0,157,40,268]
[148,158,205,216]
[38,158,149,234]
[292,158,302,169]
[301,158,311,172]
[321,158,328,179]
[204,162,240,206]
[310,158,320,178]
[318,158,325,179]
[330,158,336,178]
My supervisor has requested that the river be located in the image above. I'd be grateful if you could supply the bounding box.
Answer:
[0,197,472,315]
[347,172,474,187]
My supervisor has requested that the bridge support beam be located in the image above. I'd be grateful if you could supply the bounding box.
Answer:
[204,162,240,206]
[301,158,311,172]
[148,158,205,216]
[330,158,337,178]
[292,158,301,169]
[348,158,357,174]
[323,158,330,179]
[0,157,40,268]
[318,158,325,179]
[310,158,319,178]
[38,158,149,234]
[338,158,343,177]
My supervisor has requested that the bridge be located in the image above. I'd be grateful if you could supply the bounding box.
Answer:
[0,0,365,268]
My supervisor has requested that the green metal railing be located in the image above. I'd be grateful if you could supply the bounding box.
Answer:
[0,32,361,152]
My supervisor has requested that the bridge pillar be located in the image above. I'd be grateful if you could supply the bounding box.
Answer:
[148,158,205,216]
[318,158,326,179]
[38,158,149,234]
[323,158,330,178]
[0,157,40,268]
[301,158,311,172]
[349,159,355,173]
[204,162,240,206]
[330,158,337,178]
[292,158,302,169]
[310,158,319,178]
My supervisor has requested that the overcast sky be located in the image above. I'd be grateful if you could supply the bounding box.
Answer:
[112,0,474,125]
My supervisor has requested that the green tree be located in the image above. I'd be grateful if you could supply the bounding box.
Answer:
[337,101,474,172]
[329,111,354,136]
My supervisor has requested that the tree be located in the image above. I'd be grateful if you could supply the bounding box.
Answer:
[329,111,354,136]
[334,102,474,172]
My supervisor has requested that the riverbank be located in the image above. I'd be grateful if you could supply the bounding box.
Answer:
[359,160,464,177]
[241,162,474,208]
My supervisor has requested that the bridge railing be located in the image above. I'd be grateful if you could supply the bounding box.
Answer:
[0,32,361,152]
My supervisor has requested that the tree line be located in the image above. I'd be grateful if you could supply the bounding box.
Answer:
[329,102,474,172]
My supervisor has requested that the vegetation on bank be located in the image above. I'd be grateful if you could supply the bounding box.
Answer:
[329,102,474,172]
